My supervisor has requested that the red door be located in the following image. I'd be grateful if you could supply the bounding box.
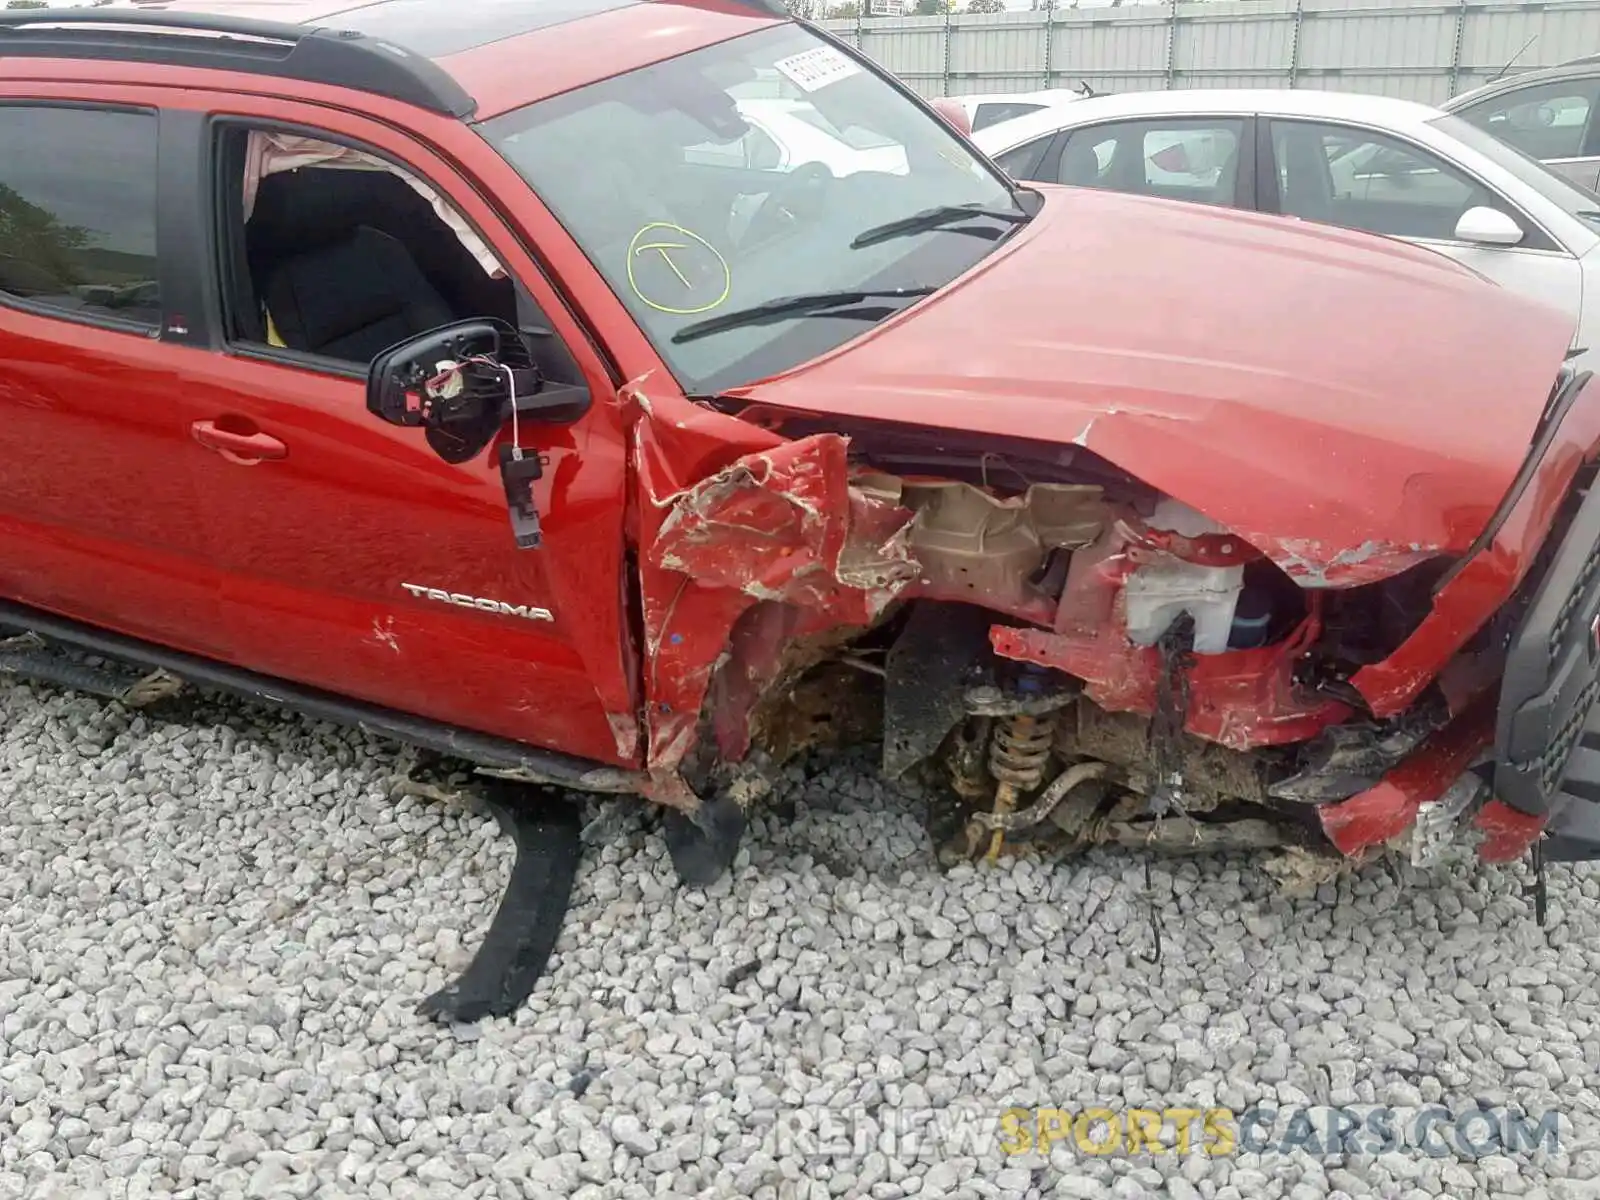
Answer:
[0,98,227,655]
[164,94,640,768]
[0,313,230,655]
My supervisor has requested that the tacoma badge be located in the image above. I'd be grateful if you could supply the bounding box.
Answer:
[401,582,554,622]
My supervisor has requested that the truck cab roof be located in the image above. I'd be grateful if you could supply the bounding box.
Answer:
[0,0,786,119]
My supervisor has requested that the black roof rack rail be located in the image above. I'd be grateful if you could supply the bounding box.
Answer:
[0,7,477,118]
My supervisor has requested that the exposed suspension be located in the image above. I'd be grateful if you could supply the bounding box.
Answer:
[990,713,1054,788]
[985,712,1054,860]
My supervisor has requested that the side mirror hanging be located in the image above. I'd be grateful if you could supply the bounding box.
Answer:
[367,317,590,550]
[367,318,530,459]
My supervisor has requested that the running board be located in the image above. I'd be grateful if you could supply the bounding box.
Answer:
[0,599,637,795]
[0,632,184,707]
[416,779,583,1023]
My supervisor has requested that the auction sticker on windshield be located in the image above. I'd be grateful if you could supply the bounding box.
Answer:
[774,45,861,93]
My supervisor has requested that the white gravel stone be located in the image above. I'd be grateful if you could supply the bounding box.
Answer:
[3,681,1599,1199]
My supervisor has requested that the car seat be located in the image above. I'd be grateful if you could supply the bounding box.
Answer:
[1057,137,1105,187]
[1207,141,1241,205]
[260,224,454,363]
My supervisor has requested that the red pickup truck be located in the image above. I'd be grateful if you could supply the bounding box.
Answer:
[2,0,1597,1022]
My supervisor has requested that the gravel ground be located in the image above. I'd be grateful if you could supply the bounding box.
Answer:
[3,677,1600,1200]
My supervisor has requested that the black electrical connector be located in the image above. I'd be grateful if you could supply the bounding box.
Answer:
[499,445,545,551]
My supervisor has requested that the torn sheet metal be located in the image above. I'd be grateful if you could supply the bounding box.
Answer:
[704,601,866,766]
[1240,536,1439,589]
[993,621,1348,750]
[989,520,1347,750]
[1352,441,1595,717]
[731,185,1580,591]
[1472,797,1548,864]
[650,439,919,617]
[1316,691,1493,857]
[629,386,919,776]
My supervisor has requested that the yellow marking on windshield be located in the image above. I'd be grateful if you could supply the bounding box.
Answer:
[627,222,731,316]
[637,241,694,288]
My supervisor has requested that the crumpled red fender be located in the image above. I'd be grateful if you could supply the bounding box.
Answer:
[627,386,919,777]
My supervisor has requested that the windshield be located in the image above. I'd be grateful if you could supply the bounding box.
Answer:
[478,25,1029,395]
[1427,111,1600,225]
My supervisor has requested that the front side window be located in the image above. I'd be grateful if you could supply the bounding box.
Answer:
[211,127,517,369]
[1452,77,1600,161]
[1270,119,1511,243]
[0,106,160,329]
[480,25,1028,395]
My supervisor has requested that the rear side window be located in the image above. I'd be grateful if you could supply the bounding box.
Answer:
[0,106,160,329]
[1269,119,1511,243]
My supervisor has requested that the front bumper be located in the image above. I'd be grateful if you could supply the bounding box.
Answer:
[1493,436,1600,861]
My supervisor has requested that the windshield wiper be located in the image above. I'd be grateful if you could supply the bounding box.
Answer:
[670,286,937,344]
[849,203,1029,250]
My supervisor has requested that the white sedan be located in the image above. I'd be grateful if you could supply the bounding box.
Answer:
[940,85,1096,133]
[973,88,1600,367]
[686,97,908,177]
[681,97,912,245]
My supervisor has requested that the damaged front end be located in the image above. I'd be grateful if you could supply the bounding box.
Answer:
[630,376,1600,889]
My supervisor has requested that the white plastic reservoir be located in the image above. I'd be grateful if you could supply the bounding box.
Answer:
[1123,498,1245,655]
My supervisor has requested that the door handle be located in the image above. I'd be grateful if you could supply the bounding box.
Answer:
[191,419,287,465]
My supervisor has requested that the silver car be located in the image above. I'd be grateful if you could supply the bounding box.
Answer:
[974,88,1600,369]
[1443,57,1600,192]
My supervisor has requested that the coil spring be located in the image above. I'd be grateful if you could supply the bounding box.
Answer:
[988,713,1054,791]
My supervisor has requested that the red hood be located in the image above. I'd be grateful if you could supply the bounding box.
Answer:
[734,185,1583,585]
